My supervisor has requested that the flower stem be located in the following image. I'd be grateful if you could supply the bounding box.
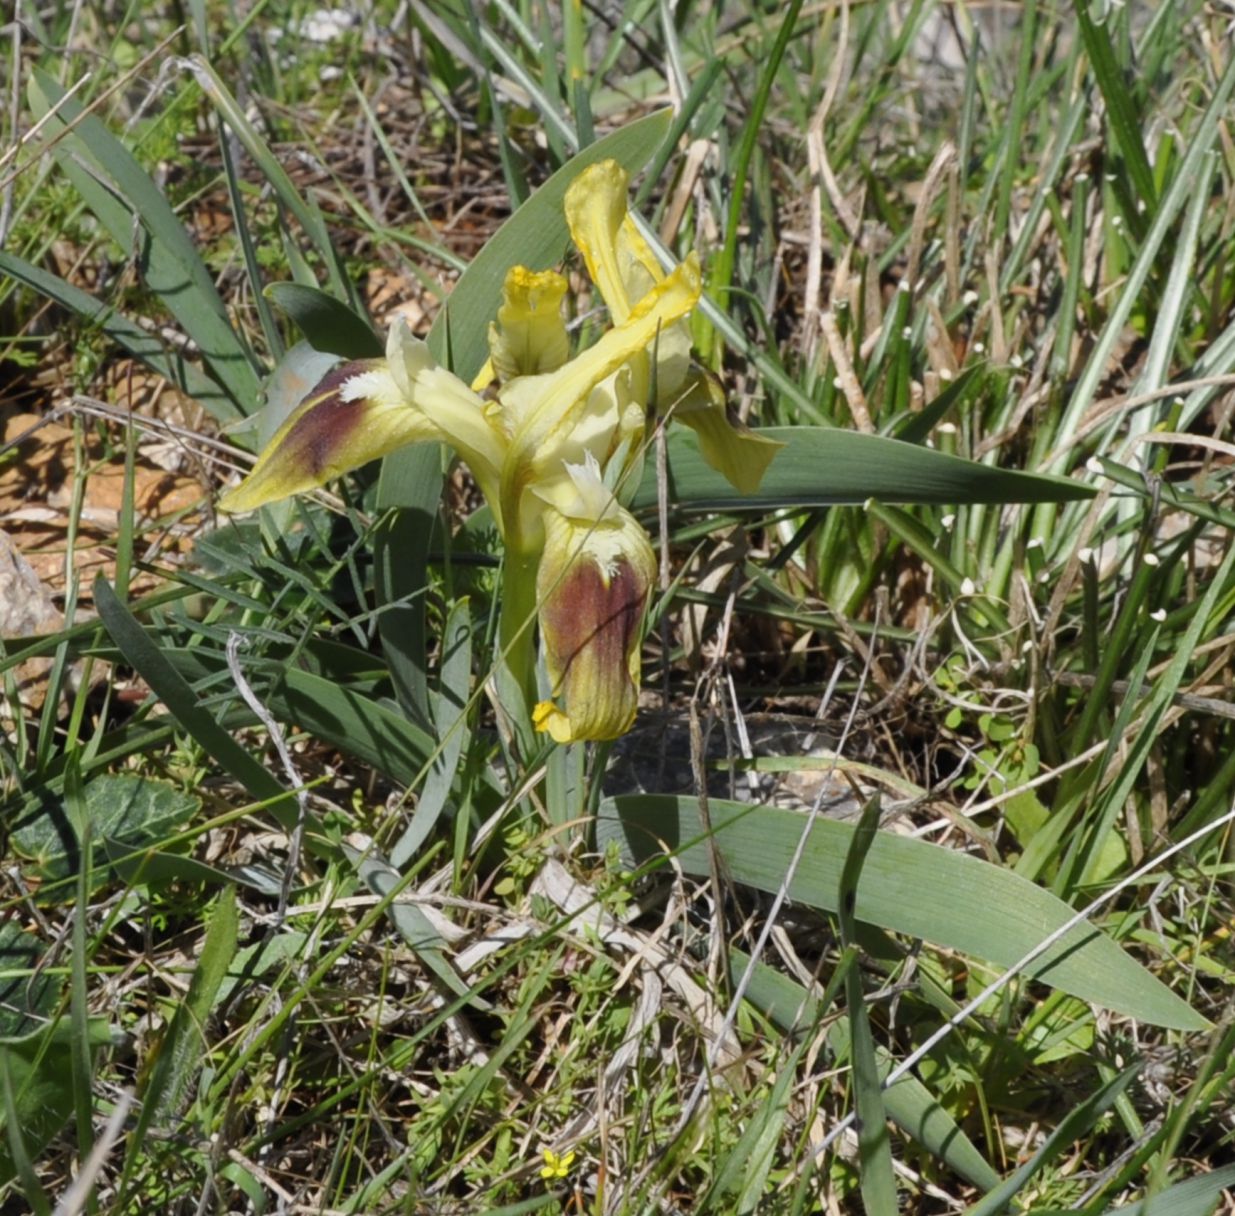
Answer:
[498,543,540,749]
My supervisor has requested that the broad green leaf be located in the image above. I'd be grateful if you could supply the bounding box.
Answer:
[0,924,58,1038]
[597,796,1206,1031]
[13,774,199,885]
[633,427,1095,511]
[0,1018,112,1186]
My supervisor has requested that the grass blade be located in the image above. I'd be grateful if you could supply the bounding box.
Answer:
[93,577,295,827]
[28,70,262,418]
[122,887,237,1194]
[1073,0,1157,214]
[838,795,897,1216]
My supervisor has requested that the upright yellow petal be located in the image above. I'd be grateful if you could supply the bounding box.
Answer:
[564,159,633,322]
[487,266,571,383]
[501,253,702,509]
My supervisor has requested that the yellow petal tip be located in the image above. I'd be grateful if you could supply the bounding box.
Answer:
[533,699,573,743]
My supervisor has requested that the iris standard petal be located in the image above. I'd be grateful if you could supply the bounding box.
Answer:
[501,252,702,506]
[487,266,571,383]
[218,360,439,513]
[564,159,633,323]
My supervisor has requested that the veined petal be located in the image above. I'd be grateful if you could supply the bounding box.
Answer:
[219,360,437,513]
[488,266,571,382]
[669,370,785,496]
[502,253,702,503]
[534,504,655,743]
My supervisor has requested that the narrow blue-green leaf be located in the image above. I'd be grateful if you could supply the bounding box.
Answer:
[598,796,1206,1030]
[185,55,356,307]
[391,596,473,868]
[633,427,1095,511]
[1101,1164,1235,1216]
[838,795,897,1216]
[266,282,383,359]
[1049,47,1235,462]
[889,364,986,444]
[704,1038,807,1213]
[343,842,486,1008]
[266,669,448,793]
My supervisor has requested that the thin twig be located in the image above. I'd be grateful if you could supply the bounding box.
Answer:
[225,632,308,923]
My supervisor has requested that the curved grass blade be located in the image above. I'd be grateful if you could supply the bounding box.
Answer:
[0,251,233,419]
[729,947,999,1190]
[28,70,261,419]
[93,577,296,827]
[121,887,237,1201]
[1099,1164,1235,1216]
[964,1064,1140,1216]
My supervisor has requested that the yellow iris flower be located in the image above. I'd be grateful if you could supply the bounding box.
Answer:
[220,159,781,742]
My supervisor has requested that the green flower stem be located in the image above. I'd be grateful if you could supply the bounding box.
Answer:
[498,542,540,746]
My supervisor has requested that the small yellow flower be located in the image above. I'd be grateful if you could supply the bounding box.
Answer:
[540,1147,576,1180]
